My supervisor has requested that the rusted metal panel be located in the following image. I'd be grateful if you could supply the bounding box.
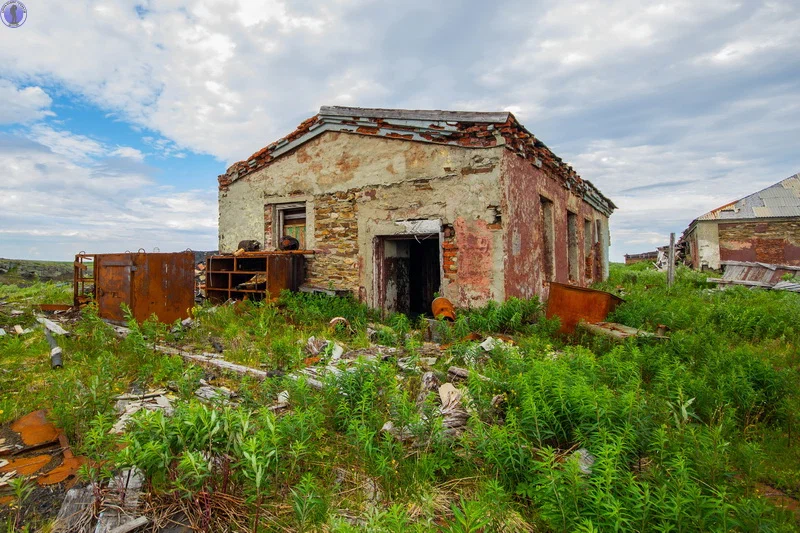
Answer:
[74,251,194,324]
[0,410,87,487]
[131,252,195,324]
[545,282,624,334]
[95,254,133,323]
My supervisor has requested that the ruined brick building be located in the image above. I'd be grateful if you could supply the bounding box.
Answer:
[217,106,615,314]
[683,173,800,270]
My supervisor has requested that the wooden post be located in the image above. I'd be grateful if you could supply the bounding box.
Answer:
[667,232,676,288]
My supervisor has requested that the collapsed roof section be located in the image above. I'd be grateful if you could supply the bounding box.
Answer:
[218,106,616,217]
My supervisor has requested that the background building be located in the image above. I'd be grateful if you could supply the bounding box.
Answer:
[683,173,800,270]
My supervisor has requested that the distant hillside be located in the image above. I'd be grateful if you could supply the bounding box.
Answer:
[0,258,73,285]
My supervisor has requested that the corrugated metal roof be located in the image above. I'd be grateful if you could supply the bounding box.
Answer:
[697,174,800,220]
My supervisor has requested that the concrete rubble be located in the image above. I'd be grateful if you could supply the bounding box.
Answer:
[111,390,175,434]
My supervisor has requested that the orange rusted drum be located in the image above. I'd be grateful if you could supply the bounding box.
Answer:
[431,297,455,322]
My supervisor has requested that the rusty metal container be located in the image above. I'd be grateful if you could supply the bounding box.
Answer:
[431,296,456,321]
[545,282,624,334]
[74,251,195,324]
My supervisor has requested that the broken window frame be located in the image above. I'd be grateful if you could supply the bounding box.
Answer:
[273,202,307,248]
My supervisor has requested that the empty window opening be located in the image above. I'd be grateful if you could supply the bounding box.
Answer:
[275,203,307,249]
[584,218,592,279]
[376,235,441,316]
[567,211,578,282]
[594,219,604,280]
[540,197,555,282]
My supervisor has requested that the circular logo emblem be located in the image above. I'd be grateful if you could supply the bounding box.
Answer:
[1,0,26,28]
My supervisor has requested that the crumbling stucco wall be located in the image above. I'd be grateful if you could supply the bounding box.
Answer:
[690,221,721,270]
[219,131,506,308]
[718,219,800,266]
[501,151,610,301]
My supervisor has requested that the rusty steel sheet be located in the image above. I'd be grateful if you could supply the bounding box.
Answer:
[75,251,195,324]
[546,282,624,334]
[0,410,87,487]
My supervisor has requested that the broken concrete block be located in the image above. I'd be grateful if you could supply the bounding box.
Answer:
[439,383,462,409]
[480,336,501,351]
[330,343,344,361]
[195,385,237,405]
[306,336,328,356]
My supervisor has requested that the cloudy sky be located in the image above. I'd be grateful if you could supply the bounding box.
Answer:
[0,0,798,262]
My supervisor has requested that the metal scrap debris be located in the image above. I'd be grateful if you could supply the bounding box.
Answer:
[0,410,87,488]
[707,261,800,291]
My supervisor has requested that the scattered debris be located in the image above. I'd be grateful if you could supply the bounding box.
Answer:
[571,448,595,475]
[0,410,87,487]
[267,390,291,412]
[38,304,73,313]
[707,261,800,291]
[479,336,503,352]
[582,321,667,341]
[53,484,95,532]
[439,383,468,437]
[448,366,469,381]
[44,329,63,369]
[36,316,70,336]
[94,468,147,533]
[10,309,23,316]
[210,337,225,353]
[112,390,174,434]
[0,328,5,336]
[417,372,441,405]
[195,382,238,406]
[380,420,414,442]
[328,316,351,333]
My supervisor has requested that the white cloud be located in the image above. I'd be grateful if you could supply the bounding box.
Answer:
[0,0,797,261]
[0,132,217,259]
[109,146,145,160]
[27,125,106,162]
[0,80,53,124]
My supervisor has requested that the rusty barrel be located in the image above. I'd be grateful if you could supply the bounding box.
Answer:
[431,297,455,322]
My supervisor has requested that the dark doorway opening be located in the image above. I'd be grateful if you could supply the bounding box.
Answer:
[376,235,441,316]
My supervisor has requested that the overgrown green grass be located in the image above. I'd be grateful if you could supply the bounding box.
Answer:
[1,264,798,531]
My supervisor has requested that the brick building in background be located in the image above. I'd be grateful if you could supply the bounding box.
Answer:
[217,106,615,314]
[683,173,800,270]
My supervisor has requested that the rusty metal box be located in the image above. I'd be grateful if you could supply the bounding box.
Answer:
[74,251,195,324]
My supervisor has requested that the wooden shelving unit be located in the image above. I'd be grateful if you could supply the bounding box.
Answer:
[205,251,306,304]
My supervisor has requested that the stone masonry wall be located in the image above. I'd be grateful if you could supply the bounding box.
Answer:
[304,191,360,292]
